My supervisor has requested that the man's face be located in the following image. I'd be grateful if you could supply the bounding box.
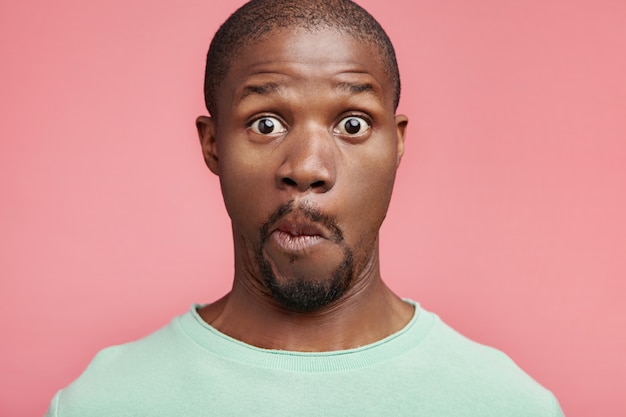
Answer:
[198,28,407,312]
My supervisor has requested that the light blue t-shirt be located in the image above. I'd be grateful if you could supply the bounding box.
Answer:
[46,301,564,416]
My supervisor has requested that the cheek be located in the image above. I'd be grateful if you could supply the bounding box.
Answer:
[218,151,274,231]
[341,151,398,232]
[349,144,398,203]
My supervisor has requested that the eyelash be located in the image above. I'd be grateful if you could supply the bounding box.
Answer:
[334,113,373,136]
[247,114,288,135]
[248,115,287,134]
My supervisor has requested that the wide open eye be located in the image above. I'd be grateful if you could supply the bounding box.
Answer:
[249,116,287,135]
[334,116,370,136]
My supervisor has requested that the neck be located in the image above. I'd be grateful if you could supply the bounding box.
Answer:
[198,256,413,352]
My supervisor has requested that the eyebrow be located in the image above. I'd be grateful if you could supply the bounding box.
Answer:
[336,82,377,95]
[238,82,282,103]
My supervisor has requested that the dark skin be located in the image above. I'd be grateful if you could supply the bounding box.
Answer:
[196,28,412,352]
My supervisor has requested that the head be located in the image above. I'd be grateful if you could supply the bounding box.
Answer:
[197,0,408,313]
[203,0,401,119]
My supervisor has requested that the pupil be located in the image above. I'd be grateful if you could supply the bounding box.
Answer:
[345,118,361,134]
[259,119,274,134]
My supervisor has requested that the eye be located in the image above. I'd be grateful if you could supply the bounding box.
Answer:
[249,116,287,135]
[334,116,370,136]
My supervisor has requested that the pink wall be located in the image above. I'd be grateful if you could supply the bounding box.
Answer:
[1,0,624,415]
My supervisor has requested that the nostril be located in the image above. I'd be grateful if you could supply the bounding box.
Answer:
[282,177,297,187]
[280,177,326,190]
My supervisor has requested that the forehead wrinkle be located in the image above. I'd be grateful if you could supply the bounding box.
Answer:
[232,66,386,109]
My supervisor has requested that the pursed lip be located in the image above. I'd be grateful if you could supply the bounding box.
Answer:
[275,220,328,239]
[270,218,330,252]
[259,200,344,253]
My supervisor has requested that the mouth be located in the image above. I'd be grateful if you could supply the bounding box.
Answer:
[259,200,344,254]
[271,220,328,252]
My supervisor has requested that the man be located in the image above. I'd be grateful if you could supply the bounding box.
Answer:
[46,0,563,415]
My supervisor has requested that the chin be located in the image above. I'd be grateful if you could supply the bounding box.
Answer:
[258,247,354,313]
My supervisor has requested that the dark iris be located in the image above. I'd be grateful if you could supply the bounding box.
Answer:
[258,118,275,134]
[344,118,361,134]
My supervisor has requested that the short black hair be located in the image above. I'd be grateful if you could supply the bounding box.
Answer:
[203,0,401,116]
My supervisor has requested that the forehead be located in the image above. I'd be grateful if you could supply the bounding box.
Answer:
[216,28,394,114]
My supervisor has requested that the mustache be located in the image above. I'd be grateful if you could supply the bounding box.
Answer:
[259,200,344,244]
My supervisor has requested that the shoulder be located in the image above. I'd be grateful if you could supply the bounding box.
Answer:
[423,311,536,379]
[47,312,198,416]
[76,316,184,374]
[406,308,563,416]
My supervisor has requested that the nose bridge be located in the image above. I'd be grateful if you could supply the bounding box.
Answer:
[276,123,337,193]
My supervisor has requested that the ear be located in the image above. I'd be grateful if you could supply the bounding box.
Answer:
[196,116,219,175]
[394,114,408,166]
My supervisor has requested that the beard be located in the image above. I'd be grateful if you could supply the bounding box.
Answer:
[256,201,355,313]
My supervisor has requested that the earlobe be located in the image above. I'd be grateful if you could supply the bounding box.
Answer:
[394,114,408,166]
[196,116,219,175]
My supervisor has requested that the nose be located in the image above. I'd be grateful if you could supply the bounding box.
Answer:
[275,129,337,193]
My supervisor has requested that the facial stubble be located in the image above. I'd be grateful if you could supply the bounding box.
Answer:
[257,201,355,313]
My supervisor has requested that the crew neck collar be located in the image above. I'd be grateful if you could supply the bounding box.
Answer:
[176,299,434,373]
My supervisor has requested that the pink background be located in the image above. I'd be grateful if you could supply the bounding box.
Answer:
[1,0,625,415]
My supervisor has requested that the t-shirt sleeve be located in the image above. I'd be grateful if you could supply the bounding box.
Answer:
[552,393,565,417]
[44,391,60,417]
